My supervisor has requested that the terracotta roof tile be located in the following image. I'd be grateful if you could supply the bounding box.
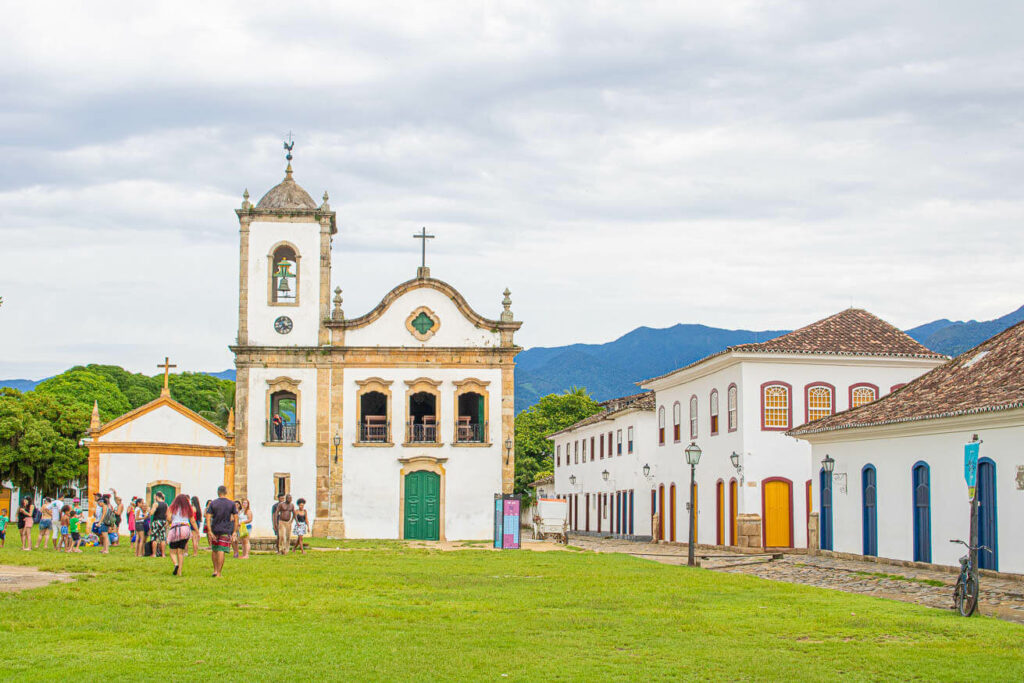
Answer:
[641,308,945,385]
[790,319,1024,436]
[548,391,654,437]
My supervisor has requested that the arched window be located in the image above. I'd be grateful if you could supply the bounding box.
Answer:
[555,444,561,468]
[672,402,681,442]
[455,388,487,443]
[727,384,738,432]
[862,465,877,556]
[850,383,879,409]
[689,395,698,439]
[270,244,299,304]
[761,382,792,431]
[359,391,388,442]
[407,392,438,443]
[890,383,907,393]
[709,390,719,435]
[805,383,835,423]
[269,390,298,442]
[658,406,666,445]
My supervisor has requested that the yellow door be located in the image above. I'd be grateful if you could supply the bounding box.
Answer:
[763,480,792,547]
[0,487,10,519]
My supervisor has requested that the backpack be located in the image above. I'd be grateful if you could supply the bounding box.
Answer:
[102,504,117,528]
[32,506,41,524]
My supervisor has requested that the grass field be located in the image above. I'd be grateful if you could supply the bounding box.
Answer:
[0,539,1022,681]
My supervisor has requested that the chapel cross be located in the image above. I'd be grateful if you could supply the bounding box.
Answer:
[413,226,435,276]
[157,356,177,396]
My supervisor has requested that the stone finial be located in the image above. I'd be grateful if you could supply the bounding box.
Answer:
[320,190,330,212]
[226,407,235,435]
[500,288,513,322]
[332,287,344,320]
[90,400,101,431]
[241,189,252,210]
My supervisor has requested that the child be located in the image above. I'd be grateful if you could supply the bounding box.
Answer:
[0,508,8,548]
[69,507,83,552]
[59,505,71,552]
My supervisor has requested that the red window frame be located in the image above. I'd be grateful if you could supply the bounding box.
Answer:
[727,383,738,433]
[803,382,836,425]
[689,395,698,439]
[849,382,880,409]
[709,389,719,436]
[760,381,793,431]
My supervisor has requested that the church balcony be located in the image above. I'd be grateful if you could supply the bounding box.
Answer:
[266,420,300,444]
[359,422,390,443]
[405,422,438,444]
[455,420,488,444]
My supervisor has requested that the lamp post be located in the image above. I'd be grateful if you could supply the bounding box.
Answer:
[642,463,651,478]
[333,433,341,463]
[685,441,702,567]
[822,454,835,474]
[602,469,609,482]
[569,474,576,487]
[504,438,513,465]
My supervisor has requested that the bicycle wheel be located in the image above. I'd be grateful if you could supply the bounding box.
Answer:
[953,580,966,615]
[962,576,979,617]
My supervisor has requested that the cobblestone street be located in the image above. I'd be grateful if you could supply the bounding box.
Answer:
[569,535,1024,624]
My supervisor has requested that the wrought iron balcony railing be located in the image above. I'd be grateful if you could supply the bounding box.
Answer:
[266,420,299,443]
[455,420,488,443]
[406,421,438,443]
[359,421,390,443]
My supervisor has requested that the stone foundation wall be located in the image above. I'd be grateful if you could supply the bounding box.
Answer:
[736,513,762,550]
[807,513,819,555]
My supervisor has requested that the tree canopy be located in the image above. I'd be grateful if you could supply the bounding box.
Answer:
[514,387,603,498]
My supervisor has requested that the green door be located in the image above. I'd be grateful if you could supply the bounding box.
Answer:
[404,471,440,540]
[151,484,176,507]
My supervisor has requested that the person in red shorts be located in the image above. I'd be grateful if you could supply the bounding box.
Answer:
[205,485,238,578]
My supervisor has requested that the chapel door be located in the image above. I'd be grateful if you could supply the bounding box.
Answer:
[151,484,176,507]
[977,460,998,571]
[404,471,440,541]
[763,480,792,548]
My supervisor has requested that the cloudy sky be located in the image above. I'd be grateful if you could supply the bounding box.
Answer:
[2,1,1023,379]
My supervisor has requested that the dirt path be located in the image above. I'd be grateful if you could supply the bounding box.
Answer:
[0,564,75,592]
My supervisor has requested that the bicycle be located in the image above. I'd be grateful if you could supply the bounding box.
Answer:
[949,539,990,617]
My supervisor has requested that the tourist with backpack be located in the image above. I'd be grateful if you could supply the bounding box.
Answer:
[167,494,199,576]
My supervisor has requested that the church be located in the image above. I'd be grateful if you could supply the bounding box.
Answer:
[230,154,521,539]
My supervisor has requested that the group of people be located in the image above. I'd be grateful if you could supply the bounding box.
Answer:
[270,493,310,554]
[1,485,261,578]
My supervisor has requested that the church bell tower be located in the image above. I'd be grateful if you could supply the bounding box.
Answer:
[235,145,337,348]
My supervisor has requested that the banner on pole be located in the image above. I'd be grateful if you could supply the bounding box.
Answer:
[964,442,979,488]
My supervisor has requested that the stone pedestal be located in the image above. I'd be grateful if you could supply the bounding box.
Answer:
[807,512,819,555]
[736,513,762,550]
[313,518,345,538]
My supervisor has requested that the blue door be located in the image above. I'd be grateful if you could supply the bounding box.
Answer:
[819,469,833,551]
[977,459,998,571]
[912,462,931,563]
[862,465,877,556]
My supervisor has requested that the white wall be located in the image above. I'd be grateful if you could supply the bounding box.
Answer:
[344,287,502,348]
[553,408,657,537]
[245,366,320,536]
[98,452,226,507]
[342,366,503,539]
[808,415,1024,573]
[246,220,323,347]
[101,405,227,447]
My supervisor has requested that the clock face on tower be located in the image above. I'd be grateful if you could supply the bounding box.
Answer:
[274,316,293,335]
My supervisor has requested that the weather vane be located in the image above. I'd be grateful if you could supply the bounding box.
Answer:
[283,131,294,162]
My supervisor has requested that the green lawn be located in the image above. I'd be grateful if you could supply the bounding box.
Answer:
[0,540,1021,681]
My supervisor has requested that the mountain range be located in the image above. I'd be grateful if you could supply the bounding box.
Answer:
[4,305,1021,412]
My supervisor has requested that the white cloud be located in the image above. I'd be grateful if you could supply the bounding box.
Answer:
[1,1,1023,378]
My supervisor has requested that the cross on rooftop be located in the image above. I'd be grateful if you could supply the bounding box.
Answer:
[413,227,435,276]
[157,356,177,396]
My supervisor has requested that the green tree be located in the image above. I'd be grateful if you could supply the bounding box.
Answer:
[34,368,131,421]
[0,388,89,495]
[168,372,236,428]
[79,364,161,409]
[514,387,603,498]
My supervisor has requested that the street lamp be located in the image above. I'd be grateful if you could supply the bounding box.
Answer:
[504,438,513,465]
[730,451,744,484]
[569,474,577,487]
[822,454,835,474]
[333,432,341,463]
[642,463,651,478]
[602,469,609,481]
[684,442,702,567]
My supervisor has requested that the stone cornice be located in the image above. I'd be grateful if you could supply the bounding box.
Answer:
[236,207,337,233]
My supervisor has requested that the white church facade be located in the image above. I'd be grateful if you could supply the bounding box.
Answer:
[230,158,521,539]
[791,320,1024,574]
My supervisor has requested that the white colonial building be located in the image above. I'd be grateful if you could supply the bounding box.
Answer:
[555,309,947,549]
[791,320,1024,574]
[230,157,521,539]
[551,392,656,538]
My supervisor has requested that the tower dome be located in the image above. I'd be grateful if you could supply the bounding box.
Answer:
[256,164,317,210]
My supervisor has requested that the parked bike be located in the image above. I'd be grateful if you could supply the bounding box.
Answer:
[949,539,989,617]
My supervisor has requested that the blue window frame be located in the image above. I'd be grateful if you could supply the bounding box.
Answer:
[912,461,931,563]
[977,458,998,571]
[862,465,877,556]
[819,468,833,551]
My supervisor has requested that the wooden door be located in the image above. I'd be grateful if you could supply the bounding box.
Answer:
[820,469,833,551]
[729,480,738,546]
[977,459,998,571]
[862,466,877,557]
[404,471,440,540]
[151,484,176,507]
[716,481,725,545]
[658,485,665,541]
[763,479,792,548]
[0,487,11,521]
[669,484,677,542]
[912,463,930,562]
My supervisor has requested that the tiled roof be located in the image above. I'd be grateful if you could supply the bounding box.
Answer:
[790,319,1024,436]
[548,391,654,437]
[641,308,946,385]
